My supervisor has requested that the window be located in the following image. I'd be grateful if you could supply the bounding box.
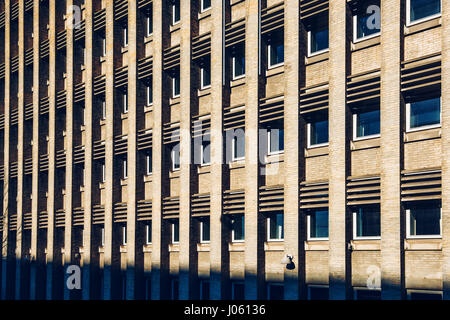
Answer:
[171,145,180,171]
[354,288,381,300]
[407,204,441,239]
[101,99,106,120]
[146,83,153,106]
[122,24,128,47]
[146,7,153,36]
[232,44,245,80]
[232,130,245,161]
[200,217,210,243]
[267,30,284,68]
[353,205,380,239]
[122,90,128,113]
[172,0,180,25]
[231,282,245,300]
[353,109,380,140]
[122,225,127,245]
[407,0,441,26]
[231,214,245,242]
[146,152,152,175]
[307,119,328,148]
[406,96,441,132]
[201,141,211,165]
[102,36,107,57]
[307,209,329,240]
[101,162,106,183]
[170,278,179,300]
[82,47,86,68]
[101,227,105,246]
[408,290,443,300]
[353,0,381,42]
[267,124,284,155]
[171,220,179,244]
[200,58,211,89]
[267,283,284,300]
[172,70,180,98]
[81,106,85,126]
[307,18,329,56]
[200,280,210,300]
[146,222,152,245]
[201,0,211,12]
[267,212,284,241]
[122,158,128,179]
[308,286,329,300]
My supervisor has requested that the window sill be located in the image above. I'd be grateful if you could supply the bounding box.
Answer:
[144,34,153,44]
[266,63,284,77]
[120,245,127,253]
[349,239,380,251]
[265,152,284,164]
[230,76,246,88]
[169,243,180,252]
[120,178,128,186]
[404,127,441,143]
[170,23,181,33]
[197,243,210,252]
[121,113,129,120]
[143,244,152,253]
[197,164,211,174]
[351,34,380,52]
[99,119,106,126]
[351,136,380,151]
[99,182,105,190]
[230,0,245,6]
[264,241,284,252]
[404,238,442,251]
[198,87,211,97]
[405,15,441,35]
[100,56,106,63]
[304,240,329,251]
[228,241,245,252]
[121,46,129,54]
[143,174,152,183]
[304,145,329,158]
[169,170,181,179]
[229,159,245,169]
[198,9,211,21]
[305,50,329,65]
[170,96,181,106]
[144,104,153,113]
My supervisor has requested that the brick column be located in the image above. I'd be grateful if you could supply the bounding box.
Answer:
[441,0,450,301]
[1,0,12,300]
[328,0,351,300]
[151,0,169,300]
[380,0,404,300]
[178,0,195,300]
[244,0,264,300]
[82,0,95,300]
[15,0,25,300]
[284,0,304,300]
[209,0,228,300]
[63,0,75,301]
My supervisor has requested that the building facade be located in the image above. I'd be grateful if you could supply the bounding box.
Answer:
[1,0,450,300]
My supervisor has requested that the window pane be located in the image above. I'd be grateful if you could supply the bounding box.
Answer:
[310,27,329,54]
[172,146,180,170]
[202,60,211,88]
[409,97,440,129]
[356,1,381,39]
[410,0,441,22]
[202,141,211,164]
[146,222,152,244]
[202,0,211,10]
[233,46,245,78]
[232,214,245,241]
[356,109,380,137]
[173,221,179,242]
[269,32,284,66]
[201,218,210,242]
[310,210,329,238]
[173,2,180,23]
[310,120,328,146]
[173,72,180,97]
[269,213,284,240]
[410,206,441,236]
[269,128,284,153]
[356,206,380,237]
[234,132,245,159]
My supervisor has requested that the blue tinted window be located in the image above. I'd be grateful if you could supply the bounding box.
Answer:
[410,0,441,23]
[356,206,380,237]
[310,119,328,146]
[310,27,329,54]
[409,97,440,129]
[356,109,380,138]
[309,210,329,238]
[356,1,381,39]
[410,206,441,236]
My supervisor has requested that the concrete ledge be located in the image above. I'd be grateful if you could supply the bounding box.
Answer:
[304,240,329,251]
[169,243,180,252]
[404,16,441,36]
[404,127,441,143]
[228,242,245,252]
[404,238,442,251]
[264,241,284,251]
[197,243,210,252]
[350,239,380,251]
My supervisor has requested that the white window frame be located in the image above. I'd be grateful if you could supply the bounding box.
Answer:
[307,30,329,58]
[267,37,284,69]
[146,85,153,106]
[231,282,245,300]
[267,128,284,155]
[101,227,105,246]
[171,147,180,171]
[122,91,128,114]
[406,0,442,27]
[200,141,211,166]
[266,214,284,242]
[172,2,180,26]
[82,47,86,69]
[200,0,211,13]
[102,36,107,57]
[171,221,179,244]
[101,162,106,182]
[231,134,245,161]
[200,64,211,90]
[352,11,381,44]
[101,100,106,120]
[352,209,381,240]
[307,122,329,149]
[145,223,152,245]
[406,207,442,239]
[172,74,180,98]
[123,25,128,47]
[232,51,245,80]
[200,219,210,244]
[146,15,152,37]
[352,112,381,141]
[231,214,245,243]
[123,158,128,179]
[406,97,441,133]
[307,212,329,241]
[146,153,152,175]
[122,225,127,245]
